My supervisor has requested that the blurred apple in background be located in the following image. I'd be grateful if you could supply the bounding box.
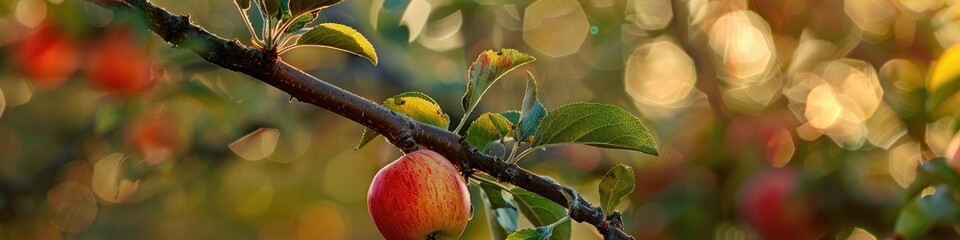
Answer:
[738,168,821,240]
[126,108,179,166]
[14,23,83,90]
[85,26,160,94]
[367,150,471,240]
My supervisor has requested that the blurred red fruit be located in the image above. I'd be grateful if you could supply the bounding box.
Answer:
[738,168,820,240]
[127,109,179,166]
[14,23,83,90]
[85,27,159,94]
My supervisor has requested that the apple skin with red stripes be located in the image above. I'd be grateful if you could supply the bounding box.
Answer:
[367,150,471,240]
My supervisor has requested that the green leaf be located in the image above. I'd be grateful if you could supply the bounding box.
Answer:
[465,113,514,153]
[500,110,520,126]
[356,92,449,150]
[479,181,519,233]
[235,0,251,9]
[927,46,960,115]
[598,164,635,215]
[904,158,960,200]
[284,13,316,34]
[895,185,960,238]
[94,105,124,134]
[263,0,342,22]
[506,227,553,240]
[296,23,378,65]
[532,103,658,156]
[510,187,571,240]
[483,194,513,239]
[461,49,536,113]
[517,71,547,143]
[278,0,291,20]
[289,0,342,18]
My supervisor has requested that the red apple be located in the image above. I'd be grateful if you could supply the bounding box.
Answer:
[367,150,470,240]
[14,23,83,90]
[126,109,179,166]
[738,168,820,240]
[85,27,158,94]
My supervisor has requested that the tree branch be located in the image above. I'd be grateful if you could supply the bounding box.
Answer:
[84,0,635,239]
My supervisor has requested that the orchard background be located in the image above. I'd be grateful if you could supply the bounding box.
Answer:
[3,0,960,239]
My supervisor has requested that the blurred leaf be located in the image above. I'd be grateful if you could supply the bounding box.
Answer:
[465,113,514,153]
[356,92,449,150]
[461,49,536,113]
[531,103,658,156]
[235,0,251,9]
[905,158,960,200]
[510,187,571,240]
[284,13,315,34]
[598,164,635,215]
[506,227,553,240]
[928,46,960,115]
[479,181,519,234]
[94,105,124,134]
[500,110,521,126]
[517,71,547,143]
[895,185,960,238]
[229,128,280,161]
[180,79,227,117]
[295,23,378,65]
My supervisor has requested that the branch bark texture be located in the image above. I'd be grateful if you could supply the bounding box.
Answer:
[85,0,635,239]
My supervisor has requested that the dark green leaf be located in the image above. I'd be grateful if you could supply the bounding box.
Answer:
[598,164,635,215]
[296,23,378,65]
[506,227,553,240]
[461,49,536,113]
[278,0,291,20]
[479,181,519,233]
[356,92,449,150]
[517,71,547,143]
[532,103,658,156]
[465,113,514,153]
[510,188,571,240]
[235,0,251,9]
[905,158,960,200]
[500,110,520,126]
[263,0,341,21]
[284,13,315,34]
[289,0,342,19]
[895,185,960,238]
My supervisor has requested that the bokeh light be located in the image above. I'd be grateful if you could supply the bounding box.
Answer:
[845,0,897,35]
[786,59,885,149]
[523,0,589,57]
[91,153,141,204]
[627,0,673,31]
[47,182,98,233]
[229,128,280,161]
[624,37,697,120]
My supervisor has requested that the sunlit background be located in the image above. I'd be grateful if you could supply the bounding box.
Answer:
[2,0,960,239]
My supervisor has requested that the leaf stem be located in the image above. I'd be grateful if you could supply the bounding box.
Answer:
[469,174,513,193]
[506,141,520,163]
[453,107,474,134]
[547,215,571,228]
[512,148,535,164]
